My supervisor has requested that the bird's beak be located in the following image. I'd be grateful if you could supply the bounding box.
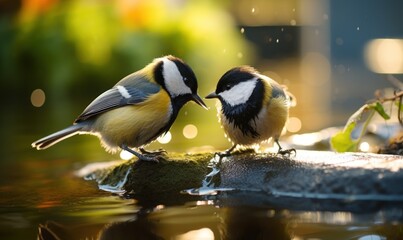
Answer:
[192,94,208,110]
[205,92,219,99]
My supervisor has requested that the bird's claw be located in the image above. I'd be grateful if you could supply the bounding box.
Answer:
[137,154,165,163]
[139,148,167,156]
[214,151,231,158]
[277,148,296,157]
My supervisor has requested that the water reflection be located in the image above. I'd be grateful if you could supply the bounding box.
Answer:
[1,151,402,239]
[36,202,402,240]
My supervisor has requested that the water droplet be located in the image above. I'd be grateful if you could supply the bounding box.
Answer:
[281,28,284,32]
[335,64,346,74]
[251,7,255,13]
[98,168,131,194]
[276,39,280,43]
[336,37,344,45]
[267,37,273,43]
[290,19,296,26]
[357,26,360,31]
[237,52,243,58]
[240,27,245,34]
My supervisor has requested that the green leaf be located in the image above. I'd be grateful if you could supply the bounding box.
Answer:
[344,104,368,128]
[330,121,359,152]
[372,102,390,120]
[395,98,403,111]
[330,104,368,152]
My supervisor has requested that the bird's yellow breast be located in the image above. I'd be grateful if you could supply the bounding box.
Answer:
[93,90,172,152]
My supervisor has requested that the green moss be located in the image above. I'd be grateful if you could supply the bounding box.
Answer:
[84,152,214,205]
[124,153,212,195]
[97,160,133,186]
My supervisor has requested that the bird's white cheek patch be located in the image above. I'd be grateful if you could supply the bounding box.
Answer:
[219,78,257,106]
[162,59,192,97]
[117,85,131,99]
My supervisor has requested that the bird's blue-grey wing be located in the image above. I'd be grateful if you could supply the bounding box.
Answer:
[75,75,160,122]
[271,83,286,99]
[270,81,297,106]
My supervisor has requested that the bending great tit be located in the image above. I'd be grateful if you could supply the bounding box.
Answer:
[206,66,296,156]
[32,55,207,162]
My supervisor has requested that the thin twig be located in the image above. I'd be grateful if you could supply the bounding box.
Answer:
[372,90,403,103]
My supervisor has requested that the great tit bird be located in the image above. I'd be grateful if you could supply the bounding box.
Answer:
[32,55,207,162]
[206,66,296,156]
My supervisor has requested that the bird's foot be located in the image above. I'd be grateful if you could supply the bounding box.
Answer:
[121,145,163,163]
[236,148,256,154]
[139,148,167,156]
[277,148,296,158]
[214,144,238,158]
[214,150,231,158]
[137,154,164,163]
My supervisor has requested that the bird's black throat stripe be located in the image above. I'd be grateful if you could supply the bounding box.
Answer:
[153,61,165,90]
[221,79,265,138]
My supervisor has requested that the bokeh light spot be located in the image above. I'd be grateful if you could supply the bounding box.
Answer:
[365,38,403,73]
[183,124,198,139]
[157,131,172,144]
[286,117,302,133]
[176,228,214,240]
[120,150,133,160]
[31,89,46,107]
[300,52,330,86]
[359,142,370,152]
[336,37,344,45]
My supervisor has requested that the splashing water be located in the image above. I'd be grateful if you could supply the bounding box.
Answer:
[98,168,131,194]
[182,154,234,196]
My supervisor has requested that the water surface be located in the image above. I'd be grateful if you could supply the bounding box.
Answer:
[1,148,402,239]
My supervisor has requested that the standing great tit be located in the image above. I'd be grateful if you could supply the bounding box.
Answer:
[32,55,207,162]
[206,66,296,156]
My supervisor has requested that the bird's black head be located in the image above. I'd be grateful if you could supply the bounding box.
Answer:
[206,66,263,107]
[215,66,257,95]
[206,66,265,137]
[154,55,207,110]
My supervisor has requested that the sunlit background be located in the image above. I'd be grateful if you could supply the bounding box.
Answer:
[1,1,403,239]
[0,0,402,159]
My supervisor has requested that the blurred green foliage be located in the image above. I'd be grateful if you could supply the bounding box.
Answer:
[0,0,253,154]
[1,0,252,99]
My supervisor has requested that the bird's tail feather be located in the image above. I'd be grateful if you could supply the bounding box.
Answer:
[32,124,84,150]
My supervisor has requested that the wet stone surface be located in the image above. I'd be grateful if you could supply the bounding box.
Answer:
[219,151,403,198]
[81,150,403,210]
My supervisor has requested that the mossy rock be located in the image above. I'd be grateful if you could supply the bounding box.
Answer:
[80,150,403,209]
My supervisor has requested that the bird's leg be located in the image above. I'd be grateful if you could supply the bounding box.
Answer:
[121,145,160,163]
[139,147,167,156]
[216,144,237,157]
[275,140,296,157]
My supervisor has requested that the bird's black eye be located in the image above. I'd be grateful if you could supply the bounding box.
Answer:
[183,77,188,82]
[225,84,232,90]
